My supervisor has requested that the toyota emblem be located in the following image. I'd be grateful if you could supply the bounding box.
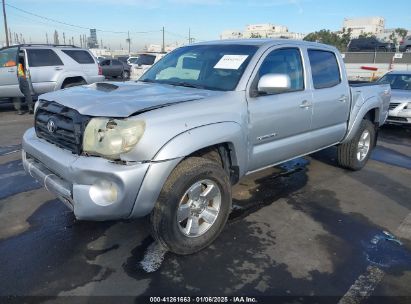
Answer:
[47,119,57,133]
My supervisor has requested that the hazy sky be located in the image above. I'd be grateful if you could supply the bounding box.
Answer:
[1,0,411,50]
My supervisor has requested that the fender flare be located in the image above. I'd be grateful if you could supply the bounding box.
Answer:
[342,96,381,143]
[129,122,247,218]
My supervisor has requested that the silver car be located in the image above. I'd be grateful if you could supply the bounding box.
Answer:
[378,71,411,125]
[0,44,104,99]
[22,39,390,254]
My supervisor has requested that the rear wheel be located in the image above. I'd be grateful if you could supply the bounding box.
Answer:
[337,119,376,171]
[406,47,411,53]
[150,157,232,255]
[121,70,130,79]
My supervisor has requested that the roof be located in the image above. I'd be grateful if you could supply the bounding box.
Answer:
[191,38,337,50]
[386,70,411,75]
[0,44,83,51]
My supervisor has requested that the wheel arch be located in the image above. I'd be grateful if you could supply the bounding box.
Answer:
[59,75,87,89]
[129,122,247,218]
[342,96,382,144]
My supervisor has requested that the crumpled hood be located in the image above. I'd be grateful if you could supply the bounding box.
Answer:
[39,81,222,117]
[390,90,411,103]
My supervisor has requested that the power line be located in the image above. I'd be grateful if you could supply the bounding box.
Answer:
[5,3,161,35]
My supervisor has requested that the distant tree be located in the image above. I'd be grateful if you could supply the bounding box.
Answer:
[395,28,408,41]
[303,29,350,52]
[250,33,262,38]
[358,32,376,39]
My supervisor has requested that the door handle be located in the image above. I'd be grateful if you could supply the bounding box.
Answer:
[55,67,63,71]
[299,100,312,109]
[338,95,348,102]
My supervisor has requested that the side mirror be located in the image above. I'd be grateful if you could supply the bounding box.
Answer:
[257,74,291,94]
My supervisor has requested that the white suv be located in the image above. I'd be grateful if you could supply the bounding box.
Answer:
[0,44,105,99]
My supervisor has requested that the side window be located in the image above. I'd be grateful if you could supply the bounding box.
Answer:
[308,50,341,89]
[0,47,18,67]
[62,50,95,64]
[27,49,63,67]
[258,48,304,93]
[112,60,122,66]
[136,55,156,66]
[100,60,110,66]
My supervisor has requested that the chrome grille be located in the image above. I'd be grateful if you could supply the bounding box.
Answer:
[34,100,90,154]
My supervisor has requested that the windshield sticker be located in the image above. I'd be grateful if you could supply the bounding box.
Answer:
[214,55,249,70]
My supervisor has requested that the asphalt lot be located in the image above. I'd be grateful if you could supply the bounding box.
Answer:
[0,103,410,303]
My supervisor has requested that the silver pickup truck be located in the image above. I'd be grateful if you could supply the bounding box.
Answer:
[22,39,391,254]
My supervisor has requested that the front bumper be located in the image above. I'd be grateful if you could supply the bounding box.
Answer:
[387,102,411,125]
[22,127,150,220]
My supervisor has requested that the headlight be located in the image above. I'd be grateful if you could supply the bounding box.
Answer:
[83,118,145,159]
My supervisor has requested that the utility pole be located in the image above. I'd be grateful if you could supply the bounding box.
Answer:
[8,28,11,44]
[63,32,66,44]
[126,31,131,55]
[161,26,165,53]
[188,28,191,44]
[46,32,49,44]
[2,0,9,46]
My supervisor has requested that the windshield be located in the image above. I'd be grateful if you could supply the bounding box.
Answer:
[140,44,258,91]
[379,74,411,90]
[136,54,156,66]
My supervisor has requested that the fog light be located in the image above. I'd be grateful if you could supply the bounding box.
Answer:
[89,180,118,206]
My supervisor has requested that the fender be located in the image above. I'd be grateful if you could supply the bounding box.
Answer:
[129,122,248,218]
[341,96,381,143]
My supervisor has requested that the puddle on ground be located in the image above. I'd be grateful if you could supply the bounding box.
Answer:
[140,241,168,273]
[0,160,41,199]
[0,144,21,157]
[363,231,411,268]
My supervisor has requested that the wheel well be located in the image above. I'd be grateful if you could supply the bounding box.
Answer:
[61,76,86,88]
[364,108,379,125]
[189,143,239,185]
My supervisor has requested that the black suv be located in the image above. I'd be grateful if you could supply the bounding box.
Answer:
[347,37,395,52]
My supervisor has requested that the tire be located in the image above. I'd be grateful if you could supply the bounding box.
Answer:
[337,119,376,171]
[62,80,86,89]
[150,157,232,255]
[121,70,130,80]
[406,47,411,53]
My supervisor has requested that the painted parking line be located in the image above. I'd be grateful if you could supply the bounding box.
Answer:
[338,213,411,304]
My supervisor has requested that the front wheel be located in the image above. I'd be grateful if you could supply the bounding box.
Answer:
[150,157,232,255]
[337,119,376,171]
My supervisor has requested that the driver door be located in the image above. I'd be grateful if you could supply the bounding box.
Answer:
[0,47,21,98]
[246,47,313,172]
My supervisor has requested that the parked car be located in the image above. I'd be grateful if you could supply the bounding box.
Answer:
[0,44,104,99]
[22,39,390,255]
[347,37,396,52]
[96,56,107,63]
[399,36,411,53]
[99,59,131,79]
[378,71,411,125]
[127,56,139,65]
[130,53,165,79]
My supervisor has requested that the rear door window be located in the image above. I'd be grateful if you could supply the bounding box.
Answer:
[0,47,18,67]
[27,49,63,67]
[308,50,341,89]
[136,55,156,65]
[62,50,95,64]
